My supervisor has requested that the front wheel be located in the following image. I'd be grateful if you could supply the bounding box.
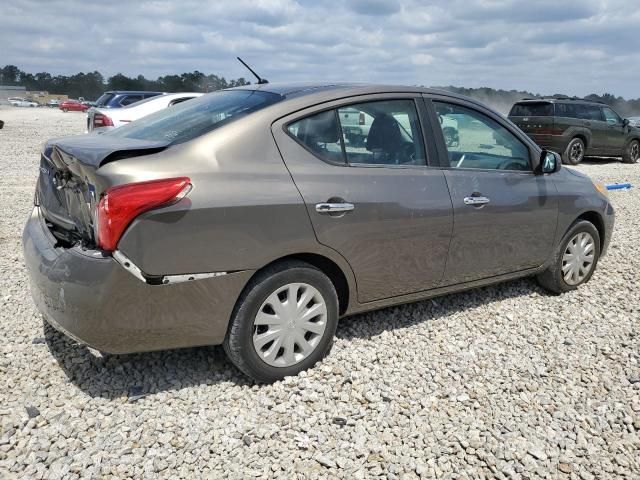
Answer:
[537,220,600,294]
[562,138,585,165]
[622,139,640,164]
[62,108,68,113]
[223,261,339,382]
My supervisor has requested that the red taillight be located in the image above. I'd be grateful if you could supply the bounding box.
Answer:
[93,113,114,128]
[359,112,365,125]
[96,177,191,252]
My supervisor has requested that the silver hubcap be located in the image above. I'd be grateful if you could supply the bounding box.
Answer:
[562,232,595,285]
[630,142,639,161]
[569,141,584,162]
[252,283,327,367]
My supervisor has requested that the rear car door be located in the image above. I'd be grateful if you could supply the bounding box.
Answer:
[426,96,558,285]
[272,94,453,303]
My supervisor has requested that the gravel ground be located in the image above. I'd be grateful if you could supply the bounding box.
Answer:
[0,106,638,479]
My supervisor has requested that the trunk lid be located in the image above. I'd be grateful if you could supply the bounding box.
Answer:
[37,135,169,247]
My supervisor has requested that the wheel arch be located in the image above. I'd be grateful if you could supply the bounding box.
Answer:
[242,253,352,316]
[576,211,605,251]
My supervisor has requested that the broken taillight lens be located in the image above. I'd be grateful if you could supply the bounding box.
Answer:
[96,177,191,252]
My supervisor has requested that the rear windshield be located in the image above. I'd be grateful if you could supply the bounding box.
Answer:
[105,90,283,145]
[509,102,554,117]
[95,93,116,107]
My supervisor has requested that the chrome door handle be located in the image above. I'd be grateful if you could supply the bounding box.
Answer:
[315,203,355,214]
[463,196,490,206]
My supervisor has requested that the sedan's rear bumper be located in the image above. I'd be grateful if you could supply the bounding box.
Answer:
[23,207,253,354]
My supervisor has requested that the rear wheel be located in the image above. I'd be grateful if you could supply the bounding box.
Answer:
[223,261,339,382]
[562,137,585,165]
[537,220,600,294]
[622,139,640,164]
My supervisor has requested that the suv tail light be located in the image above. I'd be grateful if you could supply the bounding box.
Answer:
[96,177,191,252]
[93,113,114,128]
[359,112,365,125]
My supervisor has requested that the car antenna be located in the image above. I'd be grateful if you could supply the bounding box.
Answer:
[237,57,269,84]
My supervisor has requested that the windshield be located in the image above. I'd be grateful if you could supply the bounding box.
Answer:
[509,102,554,117]
[105,90,283,144]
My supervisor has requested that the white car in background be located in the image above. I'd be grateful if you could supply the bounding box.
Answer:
[87,92,203,133]
[8,97,38,107]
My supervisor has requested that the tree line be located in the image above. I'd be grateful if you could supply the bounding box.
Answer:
[2,65,639,116]
[0,65,250,100]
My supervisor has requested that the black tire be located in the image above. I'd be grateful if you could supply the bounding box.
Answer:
[562,137,585,165]
[223,260,339,382]
[62,108,68,113]
[622,139,640,164]
[536,220,601,294]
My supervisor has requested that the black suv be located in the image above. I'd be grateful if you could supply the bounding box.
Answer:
[508,98,640,165]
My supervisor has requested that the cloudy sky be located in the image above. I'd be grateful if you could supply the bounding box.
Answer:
[2,0,638,97]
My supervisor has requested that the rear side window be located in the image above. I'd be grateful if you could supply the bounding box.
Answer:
[509,102,554,117]
[95,93,115,107]
[555,103,578,118]
[120,95,143,106]
[575,104,603,121]
[106,90,283,145]
[287,99,427,167]
[288,111,344,164]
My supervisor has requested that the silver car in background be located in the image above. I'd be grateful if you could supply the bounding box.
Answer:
[23,83,614,382]
[87,92,203,133]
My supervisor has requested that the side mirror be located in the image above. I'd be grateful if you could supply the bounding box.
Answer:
[623,118,630,127]
[538,150,561,174]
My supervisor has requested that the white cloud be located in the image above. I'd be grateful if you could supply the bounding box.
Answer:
[0,0,637,97]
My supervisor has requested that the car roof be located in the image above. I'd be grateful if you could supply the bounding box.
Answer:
[515,97,605,106]
[231,81,452,98]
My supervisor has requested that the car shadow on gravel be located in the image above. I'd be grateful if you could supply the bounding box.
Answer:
[43,320,253,400]
[44,277,542,398]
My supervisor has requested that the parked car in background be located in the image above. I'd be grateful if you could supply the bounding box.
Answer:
[46,99,61,108]
[9,97,38,107]
[24,83,614,382]
[94,90,164,109]
[59,100,89,112]
[627,116,640,128]
[508,98,640,164]
[87,90,166,132]
[88,92,202,133]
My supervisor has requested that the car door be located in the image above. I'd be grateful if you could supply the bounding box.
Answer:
[600,106,627,153]
[425,96,558,285]
[272,94,453,303]
[576,104,608,152]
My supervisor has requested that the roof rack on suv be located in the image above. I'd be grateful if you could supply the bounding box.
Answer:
[520,96,607,104]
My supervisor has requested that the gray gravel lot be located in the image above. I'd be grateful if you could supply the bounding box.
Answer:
[0,106,638,479]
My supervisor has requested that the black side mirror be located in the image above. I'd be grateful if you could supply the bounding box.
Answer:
[537,150,561,174]
[623,118,630,127]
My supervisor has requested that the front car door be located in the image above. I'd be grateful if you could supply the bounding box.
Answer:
[600,106,627,153]
[272,94,453,303]
[425,95,558,285]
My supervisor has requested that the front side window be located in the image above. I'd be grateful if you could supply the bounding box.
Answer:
[435,102,531,171]
[602,107,622,125]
